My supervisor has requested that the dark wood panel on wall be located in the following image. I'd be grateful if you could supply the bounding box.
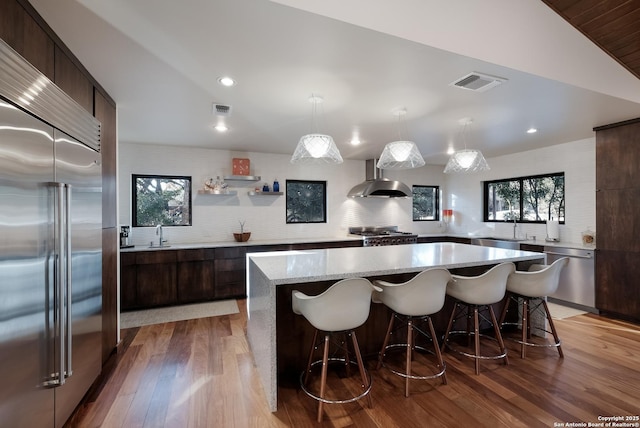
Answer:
[595,119,640,191]
[54,45,93,113]
[595,249,640,322]
[101,227,118,363]
[120,252,137,310]
[94,89,117,228]
[596,188,640,252]
[0,0,55,79]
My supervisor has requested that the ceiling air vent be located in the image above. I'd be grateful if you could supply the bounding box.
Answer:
[212,103,232,116]
[450,72,507,92]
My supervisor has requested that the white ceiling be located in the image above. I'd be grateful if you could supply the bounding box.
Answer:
[29,0,640,165]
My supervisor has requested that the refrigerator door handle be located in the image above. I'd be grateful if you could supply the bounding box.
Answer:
[64,183,73,379]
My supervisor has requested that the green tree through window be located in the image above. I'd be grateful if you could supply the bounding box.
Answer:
[132,174,192,227]
[484,173,564,223]
[413,185,439,221]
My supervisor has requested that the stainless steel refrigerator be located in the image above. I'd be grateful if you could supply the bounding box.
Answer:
[0,40,102,427]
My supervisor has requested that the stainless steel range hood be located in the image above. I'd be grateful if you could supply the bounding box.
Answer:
[347,159,412,198]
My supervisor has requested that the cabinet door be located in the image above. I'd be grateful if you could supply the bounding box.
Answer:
[177,249,215,303]
[54,46,93,113]
[596,188,640,252]
[120,252,137,311]
[214,258,246,298]
[0,0,55,79]
[94,90,117,228]
[596,121,640,190]
[596,249,640,321]
[135,251,177,308]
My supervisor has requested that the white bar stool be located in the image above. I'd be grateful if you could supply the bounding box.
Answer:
[373,268,451,397]
[441,262,515,375]
[499,257,569,358]
[292,278,380,422]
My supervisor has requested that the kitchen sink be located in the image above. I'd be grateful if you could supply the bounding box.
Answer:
[471,237,526,250]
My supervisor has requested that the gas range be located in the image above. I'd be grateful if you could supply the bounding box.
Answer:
[349,226,418,247]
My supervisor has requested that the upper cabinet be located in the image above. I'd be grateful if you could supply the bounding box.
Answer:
[54,45,93,113]
[94,89,117,228]
[0,0,54,80]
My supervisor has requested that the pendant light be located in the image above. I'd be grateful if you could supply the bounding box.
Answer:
[291,94,343,165]
[443,118,490,173]
[377,108,425,170]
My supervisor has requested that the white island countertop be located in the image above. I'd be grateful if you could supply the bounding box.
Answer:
[246,242,545,411]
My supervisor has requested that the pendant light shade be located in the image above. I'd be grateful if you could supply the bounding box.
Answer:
[291,133,343,165]
[377,108,425,170]
[443,118,490,173]
[443,149,489,173]
[291,95,343,165]
[377,140,425,169]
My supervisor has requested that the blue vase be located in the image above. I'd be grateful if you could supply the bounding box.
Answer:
[273,179,279,192]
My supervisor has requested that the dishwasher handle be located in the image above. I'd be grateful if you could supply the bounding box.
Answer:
[544,251,593,259]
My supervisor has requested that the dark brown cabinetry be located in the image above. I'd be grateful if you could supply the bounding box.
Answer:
[177,249,216,303]
[417,236,472,244]
[120,241,366,311]
[54,45,93,112]
[0,0,55,79]
[214,247,247,299]
[136,251,178,308]
[595,118,640,321]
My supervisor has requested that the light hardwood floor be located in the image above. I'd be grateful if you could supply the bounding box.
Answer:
[66,300,640,427]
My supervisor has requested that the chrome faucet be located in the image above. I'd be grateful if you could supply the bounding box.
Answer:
[155,224,164,247]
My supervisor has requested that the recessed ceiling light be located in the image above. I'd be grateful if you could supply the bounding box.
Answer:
[527,128,537,134]
[350,137,361,146]
[217,76,236,87]
[214,124,228,132]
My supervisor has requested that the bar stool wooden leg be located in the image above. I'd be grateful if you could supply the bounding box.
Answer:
[521,298,529,358]
[304,329,319,386]
[317,334,330,423]
[542,300,564,358]
[377,315,395,370]
[427,317,447,385]
[488,306,509,366]
[473,306,480,375]
[405,320,414,397]
[350,331,373,408]
[441,304,457,354]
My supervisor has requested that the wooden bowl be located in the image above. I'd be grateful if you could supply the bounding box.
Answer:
[233,232,251,242]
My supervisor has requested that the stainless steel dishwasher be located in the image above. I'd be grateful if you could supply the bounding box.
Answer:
[545,246,596,311]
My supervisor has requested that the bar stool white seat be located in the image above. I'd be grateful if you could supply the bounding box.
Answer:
[373,268,451,397]
[499,257,569,358]
[292,277,380,422]
[441,262,515,375]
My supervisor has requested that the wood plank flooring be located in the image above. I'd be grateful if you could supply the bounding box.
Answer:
[66,300,640,427]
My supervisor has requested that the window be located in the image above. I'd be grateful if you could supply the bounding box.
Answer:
[412,185,439,221]
[286,180,326,223]
[484,172,564,223]
[132,174,192,227]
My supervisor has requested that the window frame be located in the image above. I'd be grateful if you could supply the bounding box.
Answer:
[132,174,193,227]
[483,172,565,224]
[285,179,327,224]
[412,185,440,221]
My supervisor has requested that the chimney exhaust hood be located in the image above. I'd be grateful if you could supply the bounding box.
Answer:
[347,159,412,198]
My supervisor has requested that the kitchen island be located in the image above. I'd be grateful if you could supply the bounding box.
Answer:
[246,242,545,411]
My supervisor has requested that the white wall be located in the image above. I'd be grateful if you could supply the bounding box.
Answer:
[445,137,596,245]
[118,143,447,246]
[119,137,595,246]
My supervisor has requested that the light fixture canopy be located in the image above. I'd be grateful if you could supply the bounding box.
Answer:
[443,118,490,173]
[291,95,343,165]
[377,108,425,170]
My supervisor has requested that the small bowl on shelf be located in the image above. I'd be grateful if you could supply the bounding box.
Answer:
[233,232,251,242]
